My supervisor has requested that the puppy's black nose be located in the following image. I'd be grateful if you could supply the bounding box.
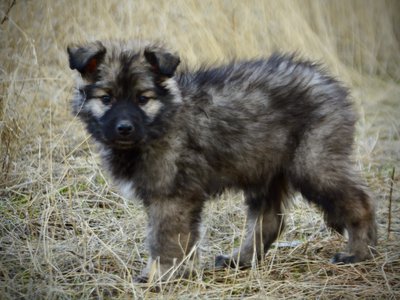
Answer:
[116,121,134,136]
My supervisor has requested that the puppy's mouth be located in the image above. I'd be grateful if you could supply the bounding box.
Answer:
[100,137,137,149]
[112,140,136,149]
[100,132,144,150]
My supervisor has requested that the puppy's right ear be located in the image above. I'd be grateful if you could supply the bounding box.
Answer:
[144,46,180,78]
[67,41,106,80]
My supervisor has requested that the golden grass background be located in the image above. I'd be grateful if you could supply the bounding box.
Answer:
[0,0,399,298]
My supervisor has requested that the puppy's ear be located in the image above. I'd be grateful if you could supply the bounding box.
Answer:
[67,41,106,80]
[144,47,180,78]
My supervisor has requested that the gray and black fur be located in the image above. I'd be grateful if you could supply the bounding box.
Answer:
[67,40,377,281]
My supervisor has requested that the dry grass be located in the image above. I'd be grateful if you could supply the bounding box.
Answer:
[1,0,399,299]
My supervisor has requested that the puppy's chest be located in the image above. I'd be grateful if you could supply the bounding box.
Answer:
[108,145,182,201]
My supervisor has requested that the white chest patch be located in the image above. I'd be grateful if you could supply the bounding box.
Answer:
[117,180,137,200]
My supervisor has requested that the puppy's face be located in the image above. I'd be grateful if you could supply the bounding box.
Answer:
[68,41,181,149]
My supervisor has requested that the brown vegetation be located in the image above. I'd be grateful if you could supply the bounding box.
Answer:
[0,0,399,298]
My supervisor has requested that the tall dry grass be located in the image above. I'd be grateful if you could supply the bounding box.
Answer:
[0,0,399,298]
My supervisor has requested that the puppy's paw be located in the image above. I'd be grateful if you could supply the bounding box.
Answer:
[331,252,358,264]
[215,255,242,269]
[133,275,149,283]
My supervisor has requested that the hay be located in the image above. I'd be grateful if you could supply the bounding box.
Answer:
[0,0,399,298]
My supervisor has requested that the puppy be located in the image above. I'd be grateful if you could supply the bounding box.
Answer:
[68,40,377,281]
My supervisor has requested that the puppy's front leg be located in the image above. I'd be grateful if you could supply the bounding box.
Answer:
[139,198,203,282]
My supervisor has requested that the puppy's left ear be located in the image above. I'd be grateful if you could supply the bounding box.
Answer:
[144,47,180,78]
[67,41,106,81]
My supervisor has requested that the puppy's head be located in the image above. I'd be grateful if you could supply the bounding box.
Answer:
[67,41,181,149]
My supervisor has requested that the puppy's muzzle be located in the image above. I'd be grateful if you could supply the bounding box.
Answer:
[116,120,134,137]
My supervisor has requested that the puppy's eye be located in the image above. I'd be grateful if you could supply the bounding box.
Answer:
[137,95,150,105]
[100,95,112,105]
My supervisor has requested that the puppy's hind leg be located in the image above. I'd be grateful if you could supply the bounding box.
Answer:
[293,173,377,263]
[331,181,377,263]
[290,116,377,263]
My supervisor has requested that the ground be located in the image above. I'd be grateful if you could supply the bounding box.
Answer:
[0,1,399,299]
